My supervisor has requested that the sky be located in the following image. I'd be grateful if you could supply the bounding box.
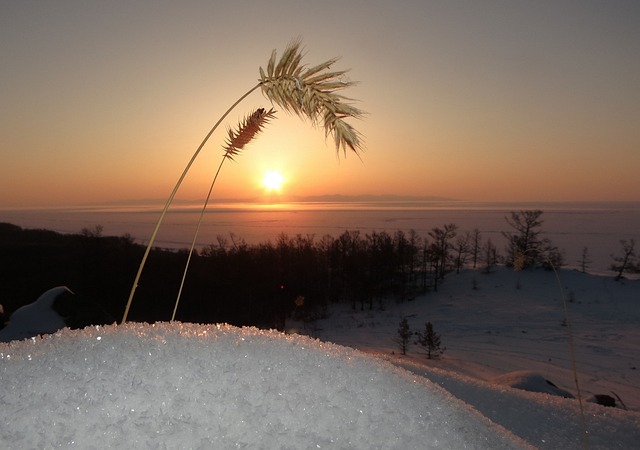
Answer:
[1,0,639,208]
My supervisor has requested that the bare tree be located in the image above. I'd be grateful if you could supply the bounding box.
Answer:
[502,210,546,269]
[80,224,104,238]
[406,229,423,290]
[483,238,498,273]
[453,232,471,273]
[420,238,431,292]
[611,239,637,281]
[540,244,565,271]
[471,228,482,269]
[229,232,248,252]
[428,224,458,290]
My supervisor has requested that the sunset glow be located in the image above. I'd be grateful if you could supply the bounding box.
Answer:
[1,2,639,207]
[262,171,284,192]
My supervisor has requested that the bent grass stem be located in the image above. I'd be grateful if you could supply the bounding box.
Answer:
[121,84,261,324]
[171,156,225,322]
[122,39,364,323]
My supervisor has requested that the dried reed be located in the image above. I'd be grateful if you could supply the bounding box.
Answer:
[122,40,364,323]
[223,108,276,160]
[171,108,276,321]
[259,39,364,156]
[516,249,589,448]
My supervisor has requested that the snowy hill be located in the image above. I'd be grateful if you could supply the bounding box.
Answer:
[303,267,640,447]
[1,268,639,448]
[308,268,640,410]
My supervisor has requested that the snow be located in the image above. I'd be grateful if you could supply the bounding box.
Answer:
[1,268,639,449]
[1,323,527,449]
[490,371,575,398]
[0,286,69,342]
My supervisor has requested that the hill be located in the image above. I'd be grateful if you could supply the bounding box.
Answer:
[308,267,640,411]
[1,268,639,448]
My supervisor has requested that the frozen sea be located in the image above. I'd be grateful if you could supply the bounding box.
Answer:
[1,200,639,273]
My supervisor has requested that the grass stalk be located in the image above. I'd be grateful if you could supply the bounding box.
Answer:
[551,265,589,449]
[516,251,589,449]
[121,85,261,323]
[171,108,276,321]
[171,158,225,322]
[121,39,365,324]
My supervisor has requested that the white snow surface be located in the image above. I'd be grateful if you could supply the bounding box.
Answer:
[1,268,639,449]
[299,268,640,448]
[0,286,69,342]
[1,322,527,449]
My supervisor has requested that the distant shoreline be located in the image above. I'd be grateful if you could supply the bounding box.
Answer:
[2,198,639,214]
[1,201,638,275]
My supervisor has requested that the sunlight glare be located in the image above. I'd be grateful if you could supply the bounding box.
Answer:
[262,170,284,192]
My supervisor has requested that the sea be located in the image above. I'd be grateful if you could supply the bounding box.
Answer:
[2,200,639,274]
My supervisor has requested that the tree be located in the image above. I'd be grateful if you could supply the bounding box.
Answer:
[540,244,565,271]
[80,224,104,238]
[611,239,637,281]
[332,230,366,308]
[420,238,431,292]
[428,224,458,290]
[416,322,445,359]
[406,229,423,293]
[453,232,471,273]
[578,247,591,273]
[483,238,498,273]
[393,230,410,300]
[367,231,395,307]
[503,210,546,269]
[395,317,411,355]
[470,228,482,269]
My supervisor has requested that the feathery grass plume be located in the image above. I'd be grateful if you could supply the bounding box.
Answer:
[259,39,365,156]
[223,108,276,160]
[171,108,275,321]
[122,40,365,324]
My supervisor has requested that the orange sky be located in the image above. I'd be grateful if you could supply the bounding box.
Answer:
[2,1,639,208]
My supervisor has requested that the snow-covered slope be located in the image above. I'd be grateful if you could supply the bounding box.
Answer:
[310,268,640,411]
[1,268,639,448]
[305,267,640,448]
[1,323,528,449]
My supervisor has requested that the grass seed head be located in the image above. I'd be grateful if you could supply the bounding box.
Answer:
[223,107,277,160]
[259,39,365,157]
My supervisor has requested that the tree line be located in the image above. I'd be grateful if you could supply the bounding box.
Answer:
[0,210,637,330]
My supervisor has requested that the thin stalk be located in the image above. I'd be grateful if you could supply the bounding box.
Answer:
[551,264,589,449]
[121,83,261,323]
[171,156,226,321]
[515,248,588,448]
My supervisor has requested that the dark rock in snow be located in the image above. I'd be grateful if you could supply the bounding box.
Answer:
[588,394,617,408]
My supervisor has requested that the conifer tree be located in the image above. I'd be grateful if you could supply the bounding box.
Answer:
[395,317,411,355]
[417,322,445,359]
[578,246,591,273]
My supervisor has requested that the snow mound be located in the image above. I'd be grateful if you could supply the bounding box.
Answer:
[492,370,575,398]
[0,286,70,342]
[0,322,527,449]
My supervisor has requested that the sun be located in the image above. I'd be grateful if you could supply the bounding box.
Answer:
[262,170,284,192]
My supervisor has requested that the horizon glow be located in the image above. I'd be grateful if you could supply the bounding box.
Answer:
[1,1,639,208]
